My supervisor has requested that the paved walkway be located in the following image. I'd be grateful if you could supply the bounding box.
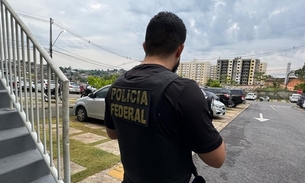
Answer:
[68,103,250,183]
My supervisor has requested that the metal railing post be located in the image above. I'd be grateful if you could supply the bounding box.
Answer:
[1,1,70,182]
[62,80,70,183]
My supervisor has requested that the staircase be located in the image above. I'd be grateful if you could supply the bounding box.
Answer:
[0,81,57,183]
[0,0,70,182]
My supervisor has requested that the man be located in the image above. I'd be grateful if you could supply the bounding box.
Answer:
[105,11,226,183]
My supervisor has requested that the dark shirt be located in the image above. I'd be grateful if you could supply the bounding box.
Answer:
[105,64,222,182]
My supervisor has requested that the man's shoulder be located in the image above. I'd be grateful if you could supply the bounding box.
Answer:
[166,77,199,94]
[172,77,197,86]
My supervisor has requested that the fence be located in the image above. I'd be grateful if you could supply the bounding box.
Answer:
[0,0,70,182]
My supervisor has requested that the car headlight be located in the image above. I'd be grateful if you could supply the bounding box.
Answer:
[214,104,224,108]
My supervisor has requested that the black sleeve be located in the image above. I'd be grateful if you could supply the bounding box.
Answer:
[104,87,115,130]
[177,81,223,154]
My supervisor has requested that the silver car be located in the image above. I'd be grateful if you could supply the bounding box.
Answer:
[211,100,226,117]
[289,93,301,103]
[245,93,257,100]
[201,89,226,118]
[73,85,111,122]
[69,82,80,94]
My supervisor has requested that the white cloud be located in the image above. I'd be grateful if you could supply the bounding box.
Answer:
[5,0,305,76]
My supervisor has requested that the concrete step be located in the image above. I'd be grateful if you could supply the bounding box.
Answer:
[0,109,24,130]
[30,174,57,183]
[0,81,4,90]
[0,90,10,109]
[0,149,51,183]
[0,126,36,159]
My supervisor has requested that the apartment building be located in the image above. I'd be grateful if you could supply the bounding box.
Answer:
[216,58,262,85]
[177,59,211,85]
[209,65,217,80]
[259,62,267,73]
[177,58,267,86]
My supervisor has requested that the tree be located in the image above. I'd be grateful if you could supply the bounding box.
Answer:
[87,74,119,89]
[205,79,221,87]
[254,72,268,85]
[219,74,228,84]
[294,83,305,91]
[272,78,281,88]
[294,64,305,79]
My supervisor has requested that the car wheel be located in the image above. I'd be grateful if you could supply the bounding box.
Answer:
[44,95,48,102]
[233,100,237,107]
[228,101,235,108]
[76,106,88,122]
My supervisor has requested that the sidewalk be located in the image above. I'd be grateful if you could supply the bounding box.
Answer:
[69,103,250,183]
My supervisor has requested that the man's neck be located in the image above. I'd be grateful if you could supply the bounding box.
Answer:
[141,56,174,70]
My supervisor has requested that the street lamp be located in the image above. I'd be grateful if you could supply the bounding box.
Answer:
[53,30,65,47]
[49,18,65,58]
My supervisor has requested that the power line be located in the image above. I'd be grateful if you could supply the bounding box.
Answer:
[16,11,140,63]
[53,50,121,69]
[53,46,136,69]
[182,45,305,62]
[15,10,305,65]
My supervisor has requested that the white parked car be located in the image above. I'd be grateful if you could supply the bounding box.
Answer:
[69,82,80,94]
[245,93,257,100]
[289,93,301,103]
[36,79,56,92]
[201,89,226,118]
[211,100,226,118]
[19,79,35,91]
[73,85,110,122]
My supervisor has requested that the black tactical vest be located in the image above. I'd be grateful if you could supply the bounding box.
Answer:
[109,70,193,183]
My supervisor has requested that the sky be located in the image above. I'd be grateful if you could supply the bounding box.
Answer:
[5,0,305,77]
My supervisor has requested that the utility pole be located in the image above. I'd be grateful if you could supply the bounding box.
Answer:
[284,61,291,85]
[49,18,54,58]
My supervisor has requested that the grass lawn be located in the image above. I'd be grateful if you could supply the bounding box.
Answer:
[69,117,121,183]
[37,116,121,183]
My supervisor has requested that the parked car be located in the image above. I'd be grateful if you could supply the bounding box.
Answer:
[259,96,270,102]
[36,79,56,92]
[74,85,111,122]
[245,93,257,100]
[289,93,301,103]
[201,89,226,118]
[9,77,35,91]
[19,79,35,91]
[212,100,226,118]
[230,89,246,107]
[201,87,234,107]
[296,96,305,108]
[204,90,220,101]
[69,82,80,94]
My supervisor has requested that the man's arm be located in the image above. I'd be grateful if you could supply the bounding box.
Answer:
[174,81,226,168]
[198,140,226,168]
[106,127,118,139]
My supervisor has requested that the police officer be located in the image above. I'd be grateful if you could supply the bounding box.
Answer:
[105,11,226,183]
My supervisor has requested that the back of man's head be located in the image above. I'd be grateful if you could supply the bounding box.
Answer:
[145,11,187,58]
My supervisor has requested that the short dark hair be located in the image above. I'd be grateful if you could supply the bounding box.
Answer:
[144,11,187,58]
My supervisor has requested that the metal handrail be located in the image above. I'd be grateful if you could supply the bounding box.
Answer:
[0,0,70,182]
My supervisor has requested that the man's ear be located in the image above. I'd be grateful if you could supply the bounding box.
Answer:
[176,44,184,58]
